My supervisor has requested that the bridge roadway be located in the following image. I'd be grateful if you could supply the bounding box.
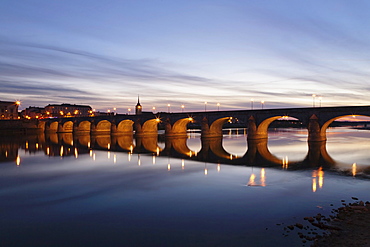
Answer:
[39,105,370,142]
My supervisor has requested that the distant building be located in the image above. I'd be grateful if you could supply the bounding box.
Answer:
[21,106,45,119]
[44,104,92,117]
[0,101,20,119]
[135,96,142,115]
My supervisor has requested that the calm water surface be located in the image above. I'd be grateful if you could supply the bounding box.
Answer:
[0,127,369,246]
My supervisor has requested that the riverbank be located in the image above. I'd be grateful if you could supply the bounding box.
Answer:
[311,198,370,247]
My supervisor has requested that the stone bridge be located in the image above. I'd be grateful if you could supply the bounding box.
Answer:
[38,105,370,141]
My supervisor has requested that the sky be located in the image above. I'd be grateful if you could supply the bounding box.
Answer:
[1,0,370,113]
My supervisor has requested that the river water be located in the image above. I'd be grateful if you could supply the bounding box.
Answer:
[0,127,369,246]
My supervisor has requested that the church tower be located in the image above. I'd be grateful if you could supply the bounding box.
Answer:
[135,95,142,115]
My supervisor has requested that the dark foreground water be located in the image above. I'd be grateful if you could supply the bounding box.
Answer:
[0,127,369,247]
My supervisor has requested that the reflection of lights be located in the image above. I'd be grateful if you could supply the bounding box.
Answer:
[5,151,8,157]
[167,163,171,171]
[189,151,192,157]
[25,141,29,150]
[107,151,111,159]
[156,147,160,156]
[128,153,132,161]
[74,148,78,158]
[107,143,110,150]
[87,142,91,148]
[60,146,64,157]
[152,155,156,165]
[260,168,266,187]
[312,178,317,192]
[16,156,20,166]
[217,163,221,172]
[93,153,96,161]
[46,147,50,155]
[35,143,39,149]
[130,145,133,153]
[204,163,208,175]
[182,159,185,170]
[230,154,233,160]
[312,167,324,192]
[248,174,256,186]
[113,154,117,164]
[282,156,289,169]
[89,149,93,157]
[352,163,357,177]
[248,169,266,186]
[138,155,141,166]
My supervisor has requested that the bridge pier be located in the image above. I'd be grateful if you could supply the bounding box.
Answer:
[307,115,326,142]
[246,116,268,140]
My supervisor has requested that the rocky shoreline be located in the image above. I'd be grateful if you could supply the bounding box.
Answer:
[283,198,370,246]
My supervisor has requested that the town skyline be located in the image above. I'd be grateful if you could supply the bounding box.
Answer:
[2,1,370,112]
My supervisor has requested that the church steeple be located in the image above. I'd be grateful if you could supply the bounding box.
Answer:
[135,95,142,115]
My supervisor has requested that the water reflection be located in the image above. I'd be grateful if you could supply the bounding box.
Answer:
[1,130,370,178]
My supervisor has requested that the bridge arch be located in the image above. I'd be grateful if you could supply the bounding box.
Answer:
[92,120,112,134]
[320,114,370,139]
[136,119,160,136]
[75,121,91,133]
[165,117,193,136]
[46,121,59,133]
[58,121,73,133]
[202,117,232,137]
[116,119,134,134]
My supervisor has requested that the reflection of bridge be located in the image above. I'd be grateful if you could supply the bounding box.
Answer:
[38,106,370,141]
[2,132,369,175]
[7,133,365,174]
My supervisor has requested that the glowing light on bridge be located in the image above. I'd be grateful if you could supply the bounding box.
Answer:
[312,94,316,107]
[46,147,50,156]
[74,148,78,158]
[60,146,64,156]
[107,143,111,150]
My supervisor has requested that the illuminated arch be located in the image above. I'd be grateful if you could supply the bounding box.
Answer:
[117,119,134,133]
[166,117,193,136]
[136,119,160,136]
[59,121,73,133]
[210,117,231,135]
[48,121,59,132]
[76,121,91,132]
[95,120,112,133]
[320,114,370,138]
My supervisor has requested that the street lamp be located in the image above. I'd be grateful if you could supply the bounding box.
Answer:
[312,94,316,107]
[128,108,131,115]
[261,101,265,109]
[181,104,185,112]
[152,106,156,112]
[319,96,322,107]
[204,102,207,112]
[251,99,254,110]
[217,103,220,111]
[167,104,171,113]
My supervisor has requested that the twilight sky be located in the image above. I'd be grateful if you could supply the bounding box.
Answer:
[1,0,370,113]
